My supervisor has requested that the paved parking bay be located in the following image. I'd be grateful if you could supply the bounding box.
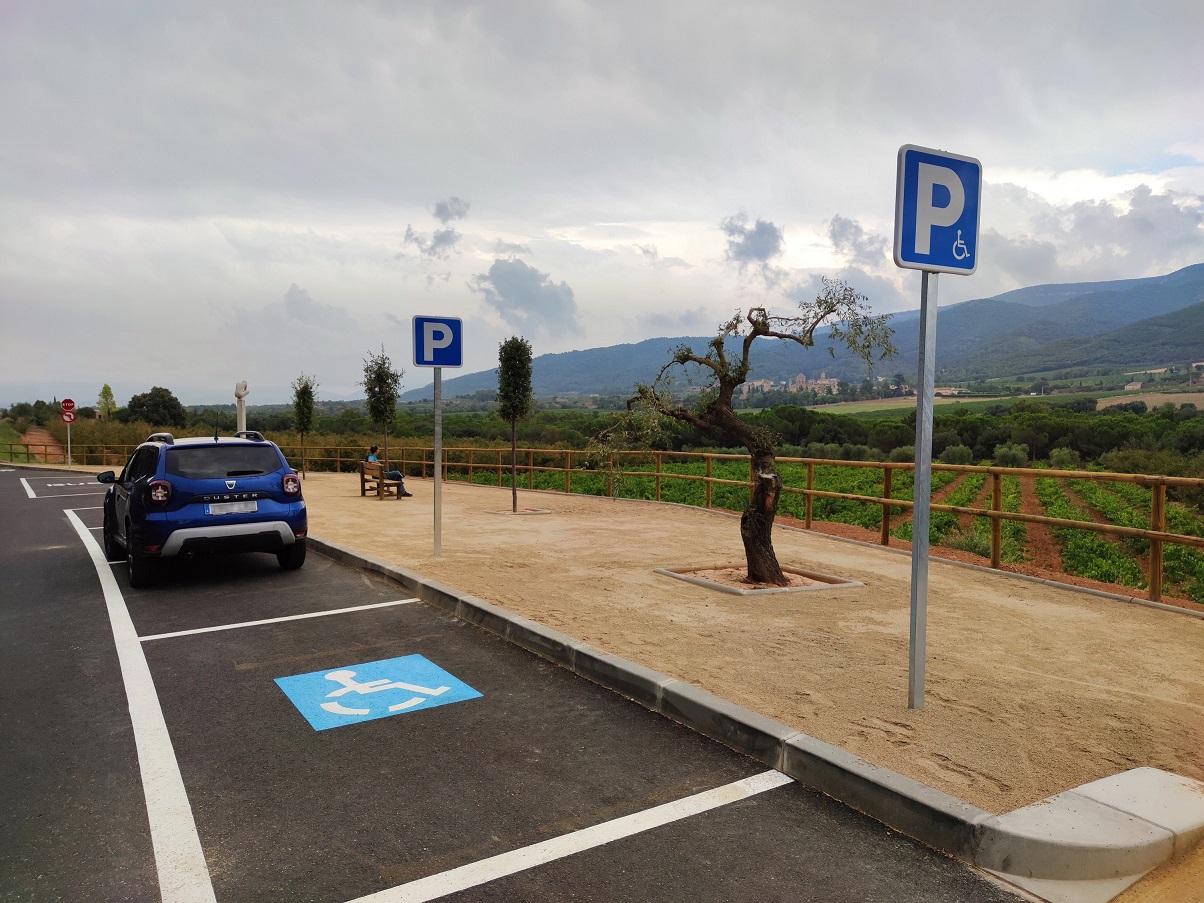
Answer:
[0,468,1020,902]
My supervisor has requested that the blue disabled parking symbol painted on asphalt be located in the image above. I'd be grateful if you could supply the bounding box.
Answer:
[275,654,482,731]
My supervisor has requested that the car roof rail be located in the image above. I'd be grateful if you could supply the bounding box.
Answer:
[146,432,175,444]
[234,430,266,442]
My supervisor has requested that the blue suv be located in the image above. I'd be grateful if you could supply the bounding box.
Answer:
[98,431,308,587]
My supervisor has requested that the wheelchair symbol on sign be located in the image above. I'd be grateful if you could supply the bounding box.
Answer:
[319,669,451,716]
[952,229,970,261]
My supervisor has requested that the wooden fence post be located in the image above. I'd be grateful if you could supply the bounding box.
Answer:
[1150,481,1166,602]
[565,451,572,493]
[880,466,893,545]
[805,462,814,529]
[990,471,1003,569]
[705,456,713,509]
[656,452,663,502]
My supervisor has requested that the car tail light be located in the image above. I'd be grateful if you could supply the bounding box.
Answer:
[148,480,172,504]
[283,473,301,496]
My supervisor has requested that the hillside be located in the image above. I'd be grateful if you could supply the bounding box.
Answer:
[399,263,1204,400]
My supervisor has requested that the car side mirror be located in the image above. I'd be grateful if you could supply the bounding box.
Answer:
[97,471,116,484]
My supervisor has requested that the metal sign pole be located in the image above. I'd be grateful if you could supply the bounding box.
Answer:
[433,366,443,557]
[908,270,939,708]
[67,420,72,466]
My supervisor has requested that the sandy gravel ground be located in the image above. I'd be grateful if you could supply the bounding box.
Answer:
[302,472,1204,818]
[18,460,1201,900]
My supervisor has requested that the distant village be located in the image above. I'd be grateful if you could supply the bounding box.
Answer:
[686,372,970,400]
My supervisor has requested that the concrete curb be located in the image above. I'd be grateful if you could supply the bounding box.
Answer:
[308,536,1204,896]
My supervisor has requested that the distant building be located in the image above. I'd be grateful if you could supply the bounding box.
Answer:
[933,387,967,397]
[737,378,776,398]
[1124,381,1144,391]
[808,372,841,394]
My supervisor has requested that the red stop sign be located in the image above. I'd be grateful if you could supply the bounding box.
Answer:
[62,411,76,423]
[61,398,76,412]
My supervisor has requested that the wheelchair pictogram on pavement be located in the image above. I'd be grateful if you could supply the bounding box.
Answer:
[275,654,482,731]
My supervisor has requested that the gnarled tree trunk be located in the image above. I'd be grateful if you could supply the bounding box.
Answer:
[741,449,787,585]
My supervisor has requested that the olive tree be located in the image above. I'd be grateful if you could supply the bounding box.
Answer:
[291,372,319,478]
[632,278,894,586]
[497,336,533,512]
[360,347,404,469]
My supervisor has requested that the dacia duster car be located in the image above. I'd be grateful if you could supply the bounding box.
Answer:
[98,431,307,587]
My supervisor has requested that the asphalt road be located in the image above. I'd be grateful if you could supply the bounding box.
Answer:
[0,466,1020,902]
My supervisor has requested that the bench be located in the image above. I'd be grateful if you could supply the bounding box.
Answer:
[359,460,403,499]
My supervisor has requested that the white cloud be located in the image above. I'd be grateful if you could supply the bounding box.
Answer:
[721,214,785,266]
[433,197,471,224]
[470,259,581,338]
[1,1,1202,402]
[828,215,888,269]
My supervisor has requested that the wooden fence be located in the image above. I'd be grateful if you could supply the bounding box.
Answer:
[5,440,1202,602]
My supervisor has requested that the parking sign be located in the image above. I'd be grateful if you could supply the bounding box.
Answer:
[413,316,463,368]
[894,145,982,274]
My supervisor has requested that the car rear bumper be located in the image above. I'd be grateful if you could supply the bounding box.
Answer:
[159,522,299,556]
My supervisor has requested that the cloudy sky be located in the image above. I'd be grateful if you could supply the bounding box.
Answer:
[2,2,1202,405]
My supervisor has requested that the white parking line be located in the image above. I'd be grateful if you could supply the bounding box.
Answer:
[345,770,794,903]
[65,509,217,903]
[19,475,104,499]
[140,599,420,642]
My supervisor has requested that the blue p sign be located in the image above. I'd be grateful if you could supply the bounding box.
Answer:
[894,145,982,275]
[413,316,463,368]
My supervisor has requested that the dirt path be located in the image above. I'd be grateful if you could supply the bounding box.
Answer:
[962,475,993,531]
[890,471,969,530]
[1018,474,1062,573]
[17,426,65,462]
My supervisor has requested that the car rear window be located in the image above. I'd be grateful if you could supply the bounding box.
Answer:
[165,445,284,480]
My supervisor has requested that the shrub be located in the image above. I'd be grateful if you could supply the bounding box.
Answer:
[840,443,875,461]
[993,443,1029,468]
[938,444,973,465]
[1048,447,1081,470]
[887,445,915,463]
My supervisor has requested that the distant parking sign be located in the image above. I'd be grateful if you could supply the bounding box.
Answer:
[413,316,463,368]
[894,145,982,274]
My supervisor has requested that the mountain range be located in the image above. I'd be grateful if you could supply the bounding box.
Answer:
[400,263,1204,400]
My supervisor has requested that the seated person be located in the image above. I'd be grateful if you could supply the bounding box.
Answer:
[366,445,413,497]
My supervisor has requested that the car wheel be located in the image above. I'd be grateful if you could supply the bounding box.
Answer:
[127,547,156,589]
[277,538,307,571]
[102,510,121,562]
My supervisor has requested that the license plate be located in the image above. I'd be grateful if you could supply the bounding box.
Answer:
[206,500,258,515]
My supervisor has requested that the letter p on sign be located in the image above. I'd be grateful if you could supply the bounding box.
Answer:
[412,316,464,368]
[894,145,981,275]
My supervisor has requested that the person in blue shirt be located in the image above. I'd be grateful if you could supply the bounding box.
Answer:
[366,446,413,497]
